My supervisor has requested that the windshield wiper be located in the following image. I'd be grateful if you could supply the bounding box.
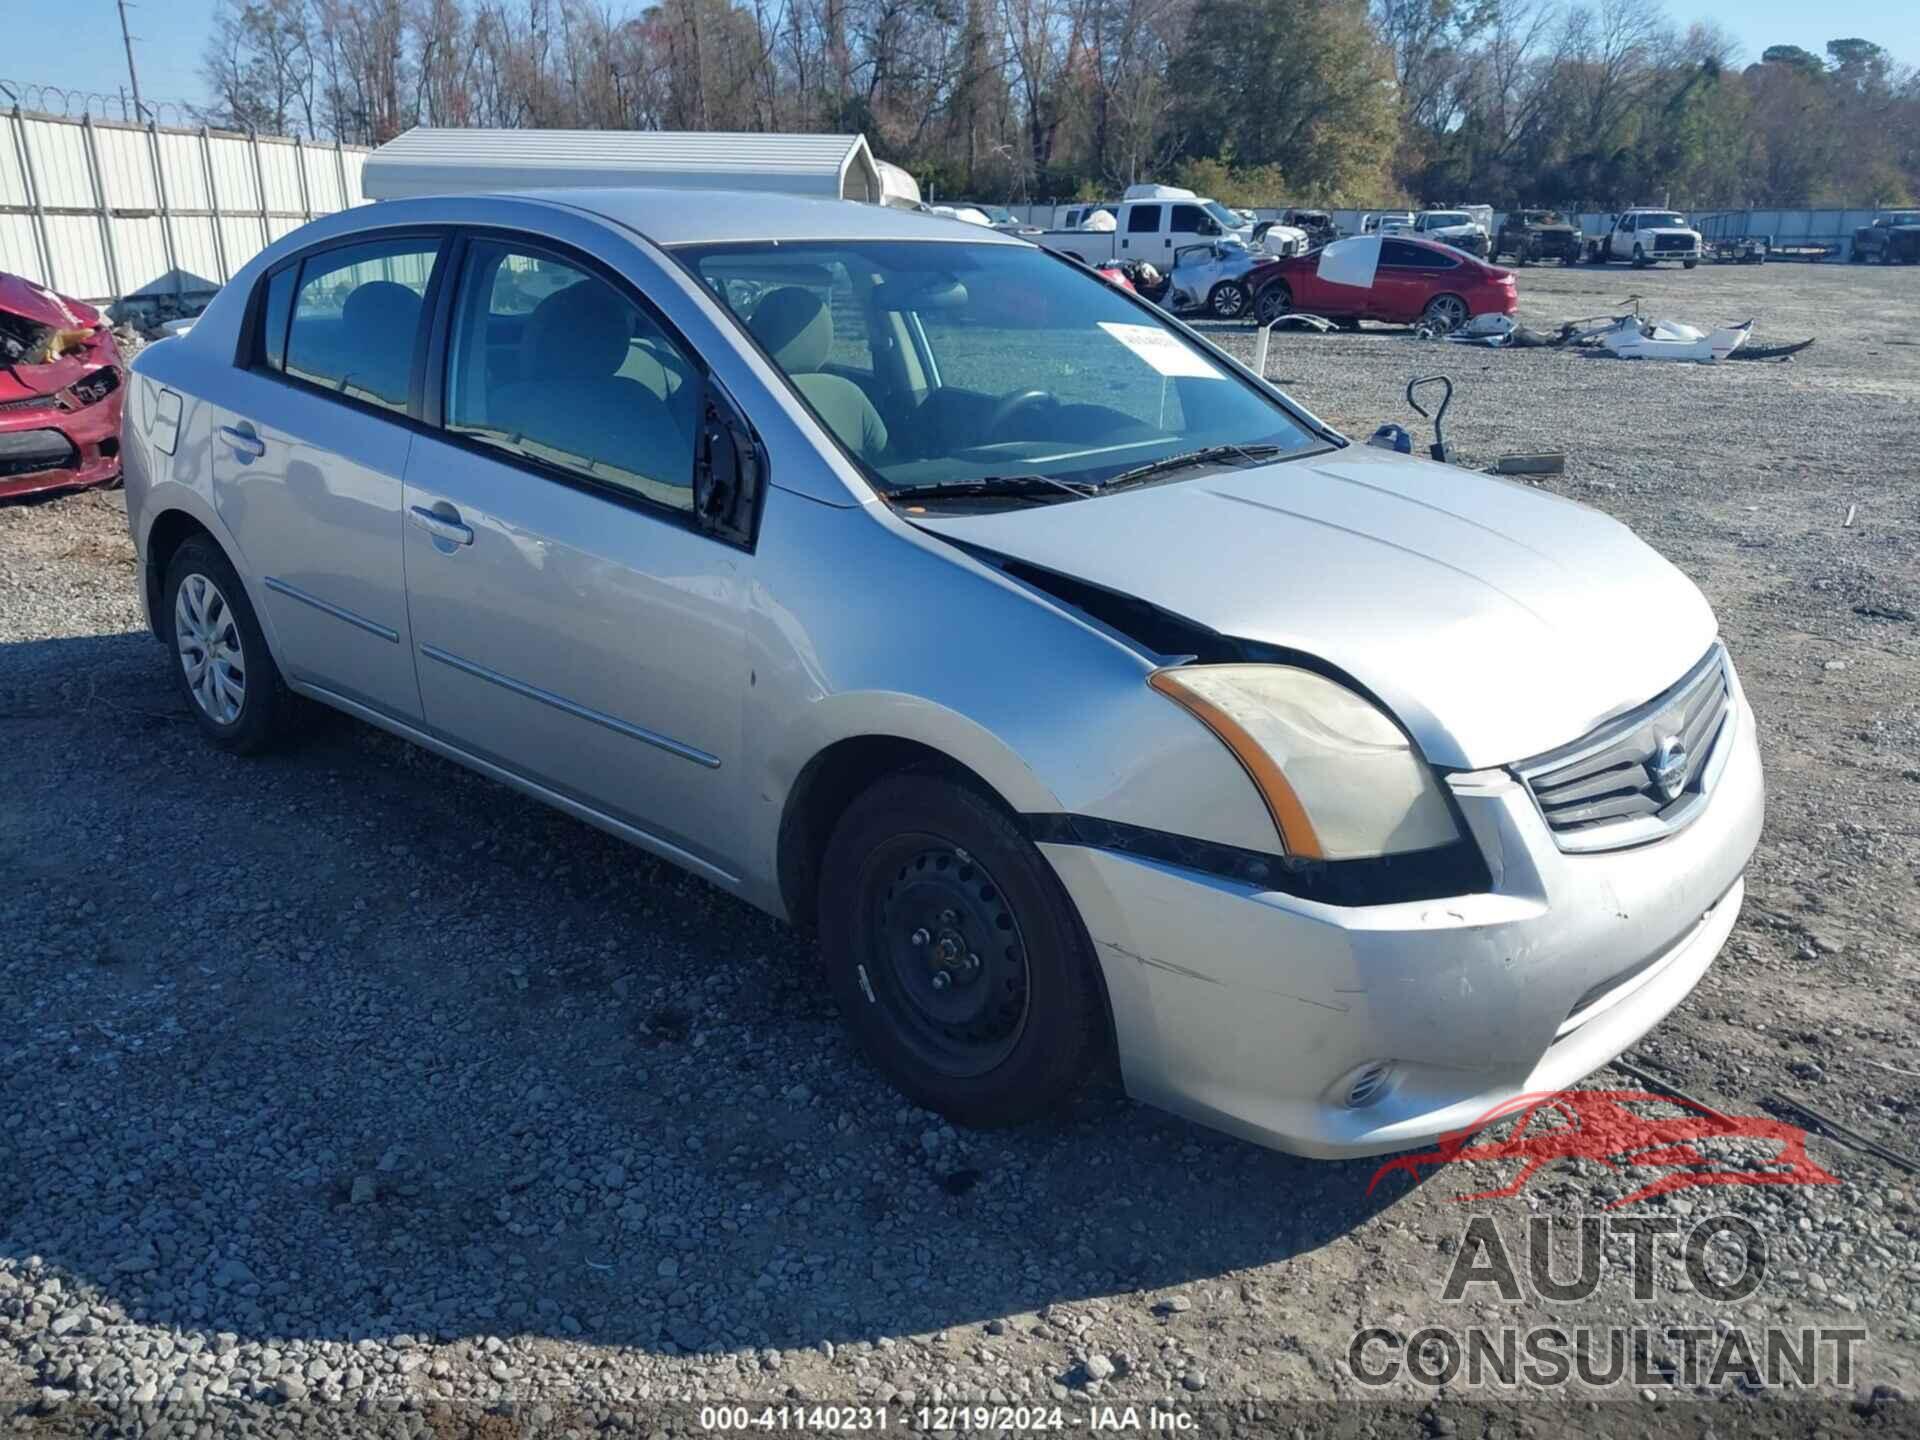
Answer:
[884,473,1097,504]
[1101,442,1286,490]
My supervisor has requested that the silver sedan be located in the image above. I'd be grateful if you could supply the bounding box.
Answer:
[119,189,1761,1157]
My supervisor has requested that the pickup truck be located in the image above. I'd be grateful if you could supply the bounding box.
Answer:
[1410,208,1491,258]
[1495,209,1581,266]
[1851,211,1920,264]
[1041,187,1308,266]
[1584,209,1702,268]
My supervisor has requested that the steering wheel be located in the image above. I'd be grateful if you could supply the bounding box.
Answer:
[988,389,1058,440]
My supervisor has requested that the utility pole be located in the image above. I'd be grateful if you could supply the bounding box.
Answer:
[117,0,148,124]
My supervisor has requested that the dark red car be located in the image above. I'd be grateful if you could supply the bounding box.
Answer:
[1250,234,1517,331]
[0,272,127,500]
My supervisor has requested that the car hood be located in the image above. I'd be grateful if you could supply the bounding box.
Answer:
[911,448,1717,769]
[1639,226,1699,237]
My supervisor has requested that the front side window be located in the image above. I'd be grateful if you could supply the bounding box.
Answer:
[1170,204,1207,234]
[681,240,1318,496]
[1126,205,1162,234]
[444,240,699,513]
[281,238,440,411]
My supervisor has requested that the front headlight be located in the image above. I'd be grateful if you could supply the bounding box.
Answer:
[1149,665,1460,861]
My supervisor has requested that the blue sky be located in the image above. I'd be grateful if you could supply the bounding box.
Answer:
[7,0,1918,122]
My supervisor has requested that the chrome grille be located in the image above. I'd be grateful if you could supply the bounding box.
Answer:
[1653,234,1692,252]
[1515,645,1733,853]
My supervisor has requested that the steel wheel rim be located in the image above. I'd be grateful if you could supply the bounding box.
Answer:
[174,573,246,725]
[866,840,1032,1078]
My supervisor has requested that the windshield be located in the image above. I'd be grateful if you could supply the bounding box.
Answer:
[1204,201,1243,231]
[1420,212,1470,228]
[680,240,1319,496]
[978,206,1015,224]
[1638,213,1688,229]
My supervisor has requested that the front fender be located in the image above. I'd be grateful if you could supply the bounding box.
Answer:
[738,488,1283,914]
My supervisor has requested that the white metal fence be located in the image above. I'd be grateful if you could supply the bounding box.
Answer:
[1,107,373,308]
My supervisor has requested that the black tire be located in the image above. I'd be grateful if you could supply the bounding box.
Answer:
[1849,244,1865,263]
[1561,251,1577,267]
[1253,282,1293,325]
[1632,244,1649,268]
[817,771,1105,1128]
[1207,280,1251,319]
[1336,315,1362,331]
[1683,258,1698,270]
[161,536,291,754]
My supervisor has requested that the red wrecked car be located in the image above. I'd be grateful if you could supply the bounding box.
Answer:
[1249,233,1517,331]
[0,272,127,500]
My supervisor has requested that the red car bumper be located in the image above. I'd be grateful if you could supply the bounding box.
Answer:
[0,383,124,500]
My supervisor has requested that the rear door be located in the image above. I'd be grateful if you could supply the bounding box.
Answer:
[399,232,749,874]
[209,233,445,722]
[1119,203,1161,259]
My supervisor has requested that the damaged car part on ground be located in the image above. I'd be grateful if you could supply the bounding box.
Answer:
[0,272,127,500]
[121,190,1762,1158]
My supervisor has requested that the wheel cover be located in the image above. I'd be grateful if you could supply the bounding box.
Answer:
[1212,283,1245,316]
[174,573,246,725]
[867,841,1032,1077]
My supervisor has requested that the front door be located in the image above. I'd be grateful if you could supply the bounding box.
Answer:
[209,234,445,722]
[400,235,749,876]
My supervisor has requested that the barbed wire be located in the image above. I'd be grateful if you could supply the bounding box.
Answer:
[0,79,202,127]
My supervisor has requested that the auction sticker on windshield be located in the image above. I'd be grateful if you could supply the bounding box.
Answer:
[1097,321,1224,379]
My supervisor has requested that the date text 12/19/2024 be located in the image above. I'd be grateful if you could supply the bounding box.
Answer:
[699,1404,1202,1431]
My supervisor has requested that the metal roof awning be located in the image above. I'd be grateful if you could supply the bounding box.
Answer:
[361,128,884,204]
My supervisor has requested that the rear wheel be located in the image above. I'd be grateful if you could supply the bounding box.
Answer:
[1421,293,1469,332]
[817,772,1105,1128]
[162,537,291,754]
[1849,244,1866,263]
[1207,280,1251,319]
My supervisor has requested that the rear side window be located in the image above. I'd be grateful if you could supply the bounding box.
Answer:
[1382,240,1458,270]
[281,239,440,412]
[444,240,699,514]
[1127,205,1162,234]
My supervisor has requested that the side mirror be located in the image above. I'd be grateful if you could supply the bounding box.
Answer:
[695,384,762,546]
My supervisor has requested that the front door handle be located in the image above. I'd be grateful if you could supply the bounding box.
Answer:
[409,505,473,547]
[218,424,266,458]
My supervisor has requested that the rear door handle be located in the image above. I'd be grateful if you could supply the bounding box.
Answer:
[409,505,473,547]
[218,424,265,458]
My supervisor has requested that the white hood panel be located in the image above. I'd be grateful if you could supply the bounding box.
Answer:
[914,448,1718,769]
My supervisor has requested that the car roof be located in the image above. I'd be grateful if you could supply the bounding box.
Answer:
[501,186,1028,247]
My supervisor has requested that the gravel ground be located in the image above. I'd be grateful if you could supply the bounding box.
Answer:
[2,258,1918,1438]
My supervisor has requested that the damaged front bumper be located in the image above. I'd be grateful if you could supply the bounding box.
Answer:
[1042,685,1763,1159]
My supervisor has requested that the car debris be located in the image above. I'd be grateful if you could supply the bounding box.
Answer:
[1493,451,1567,476]
[0,270,128,500]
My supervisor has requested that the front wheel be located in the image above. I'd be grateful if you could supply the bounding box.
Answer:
[1207,280,1251,319]
[162,537,291,753]
[817,772,1106,1128]
[1253,282,1294,326]
[1632,244,1649,268]
[1683,258,1698,269]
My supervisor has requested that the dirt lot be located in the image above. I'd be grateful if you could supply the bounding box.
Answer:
[2,257,1918,1437]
